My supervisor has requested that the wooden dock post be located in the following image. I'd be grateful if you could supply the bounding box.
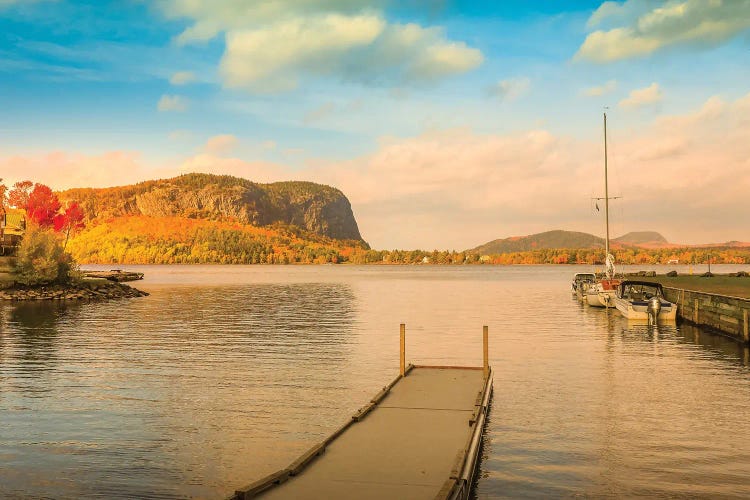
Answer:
[483,325,489,378]
[744,310,749,343]
[400,323,406,376]
[694,299,699,323]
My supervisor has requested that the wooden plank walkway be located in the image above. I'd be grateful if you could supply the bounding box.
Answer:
[230,325,493,500]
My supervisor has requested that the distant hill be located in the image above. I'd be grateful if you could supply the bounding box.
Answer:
[470,230,606,254]
[721,241,750,248]
[59,173,364,242]
[470,229,674,254]
[612,231,668,247]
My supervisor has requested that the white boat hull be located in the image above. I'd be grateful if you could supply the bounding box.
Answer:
[585,288,616,308]
[613,297,677,321]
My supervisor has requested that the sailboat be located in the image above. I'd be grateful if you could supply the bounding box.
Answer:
[585,112,621,308]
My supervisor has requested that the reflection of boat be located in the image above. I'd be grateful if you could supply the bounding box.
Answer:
[585,112,620,308]
[614,280,677,322]
[572,273,596,299]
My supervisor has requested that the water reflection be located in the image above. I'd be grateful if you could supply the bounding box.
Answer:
[479,280,750,499]
[1,281,358,499]
[617,318,749,368]
[3,301,83,367]
[1,266,749,499]
[676,323,750,368]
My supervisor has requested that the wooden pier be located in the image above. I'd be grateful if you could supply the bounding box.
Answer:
[82,269,144,282]
[230,324,493,500]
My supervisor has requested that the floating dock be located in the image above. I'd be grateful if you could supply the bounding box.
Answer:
[82,269,144,282]
[230,325,493,500]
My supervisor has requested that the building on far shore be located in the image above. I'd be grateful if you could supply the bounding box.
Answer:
[1,207,26,253]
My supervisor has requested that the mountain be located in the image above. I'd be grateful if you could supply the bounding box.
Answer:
[59,173,364,242]
[470,229,671,254]
[612,231,668,247]
[470,230,606,254]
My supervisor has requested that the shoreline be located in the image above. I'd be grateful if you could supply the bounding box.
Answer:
[0,280,149,301]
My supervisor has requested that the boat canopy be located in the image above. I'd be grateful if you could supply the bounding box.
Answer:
[617,280,665,300]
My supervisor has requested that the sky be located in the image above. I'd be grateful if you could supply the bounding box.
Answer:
[1,0,749,249]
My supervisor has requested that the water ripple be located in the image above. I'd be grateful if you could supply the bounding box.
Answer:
[1,265,749,499]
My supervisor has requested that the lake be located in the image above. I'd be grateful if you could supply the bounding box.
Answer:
[1,265,749,498]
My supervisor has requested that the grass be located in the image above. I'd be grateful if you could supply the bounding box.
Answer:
[639,275,750,299]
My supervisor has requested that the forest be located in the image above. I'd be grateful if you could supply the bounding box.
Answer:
[67,215,750,265]
[67,216,367,264]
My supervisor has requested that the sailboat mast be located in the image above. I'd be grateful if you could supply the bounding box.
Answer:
[604,112,610,269]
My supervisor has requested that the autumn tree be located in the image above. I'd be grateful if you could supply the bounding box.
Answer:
[13,224,77,285]
[0,178,7,210]
[53,202,86,249]
[8,180,33,209]
[25,184,62,228]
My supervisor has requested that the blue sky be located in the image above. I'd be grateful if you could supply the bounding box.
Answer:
[1,0,749,248]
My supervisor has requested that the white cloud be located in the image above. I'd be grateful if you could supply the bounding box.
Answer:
[204,134,238,155]
[576,0,750,62]
[0,151,171,190]
[405,35,483,81]
[8,93,749,248]
[619,82,662,109]
[221,14,384,92]
[310,92,750,247]
[169,71,195,85]
[159,0,379,45]
[582,79,617,96]
[158,0,482,92]
[157,94,188,112]
[486,77,530,101]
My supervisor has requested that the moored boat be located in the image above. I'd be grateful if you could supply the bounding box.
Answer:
[586,112,621,308]
[572,273,596,300]
[584,276,620,307]
[613,280,677,322]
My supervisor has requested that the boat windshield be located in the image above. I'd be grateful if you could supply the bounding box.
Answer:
[622,283,663,301]
[574,273,596,282]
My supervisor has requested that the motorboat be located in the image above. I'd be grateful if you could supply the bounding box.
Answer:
[613,280,677,322]
[572,273,596,300]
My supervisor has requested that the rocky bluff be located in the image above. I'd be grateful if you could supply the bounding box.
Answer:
[60,173,364,242]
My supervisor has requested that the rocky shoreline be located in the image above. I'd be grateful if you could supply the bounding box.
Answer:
[0,280,149,301]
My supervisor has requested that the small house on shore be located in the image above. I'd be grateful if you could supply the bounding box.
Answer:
[1,207,26,254]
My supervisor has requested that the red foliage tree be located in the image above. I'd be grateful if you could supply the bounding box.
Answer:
[26,184,62,228]
[0,179,7,210]
[53,202,86,249]
[8,180,33,209]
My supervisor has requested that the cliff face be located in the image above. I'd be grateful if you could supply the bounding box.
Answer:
[59,173,364,242]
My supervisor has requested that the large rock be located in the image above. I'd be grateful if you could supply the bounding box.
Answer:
[59,173,364,242]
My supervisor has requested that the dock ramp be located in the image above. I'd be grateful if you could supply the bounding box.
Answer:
[230,325,493,500]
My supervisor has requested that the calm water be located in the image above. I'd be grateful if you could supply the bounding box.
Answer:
[1,265,749,499]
